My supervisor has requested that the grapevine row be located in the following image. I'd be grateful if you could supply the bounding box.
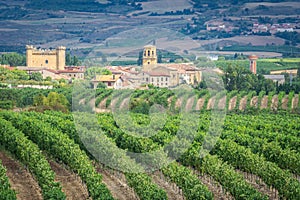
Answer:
[0,160,16,200]
[0,111,114,200]
[0,117,66,199]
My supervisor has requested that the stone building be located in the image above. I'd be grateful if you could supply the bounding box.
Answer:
[249,55,258,74]
[26,45,66,70]
[142,45,157,71]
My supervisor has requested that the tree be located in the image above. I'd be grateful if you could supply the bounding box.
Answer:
[43,92,69,112]
[0,53,26,66]
[97,82,107,89]
[65,52,81,66]
[45,76,52,81]
[297,64,300,79]
[137,51,143,66]
[33,94,46,106]
[30,72,43,81]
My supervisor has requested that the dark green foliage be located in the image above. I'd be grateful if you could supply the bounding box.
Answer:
[0,53,26,67]
[0,116,66,199]
[65,52,81,66]
[30,72,43,81]
[0,160,16,199]
[0,100,13,110]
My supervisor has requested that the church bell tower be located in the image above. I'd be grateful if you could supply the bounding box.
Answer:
[142,45,157,71]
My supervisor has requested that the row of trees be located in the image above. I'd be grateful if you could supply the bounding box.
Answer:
[197,64,300,94]
[0,52,80,67]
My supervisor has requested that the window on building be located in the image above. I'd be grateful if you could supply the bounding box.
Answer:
[148,61,150,64]
[152,78,154,82]
[161,77,163,81]
[166,77,168,81]
[45,60,48,64]
[148,50,150,56]
[146,78,149,82]
[108,82,111,86]
[152,51,154,56]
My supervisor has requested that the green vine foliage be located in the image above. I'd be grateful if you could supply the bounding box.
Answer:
[0,117,66,199]
[0,160,17,200]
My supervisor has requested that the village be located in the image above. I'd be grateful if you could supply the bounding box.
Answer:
[0,43,289,90]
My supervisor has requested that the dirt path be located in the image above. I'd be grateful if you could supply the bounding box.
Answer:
[207,96,216,110]
[239,96,247,111]
[198,174,234,200]
[49,160,90,200]
[292,95,299,109]
[237,170,279,200]
[196,98,205,110]
[228,96,237,111]
[96,167,138,200]
[250,96,258,108]
[217,96,226,110]
[120,97,130,109]
[191,168,233,200]
[99,97,108,109]
[271,95,278,110]
[0,151,43,200]
[150,171,185,200]
[260,96,268,109]
[185,97,195,111]
[281,95,289,110]
[175,97,183,108]
[167,96,173,106]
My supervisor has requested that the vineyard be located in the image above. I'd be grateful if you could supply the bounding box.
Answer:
[79,88,300,113]
[0,87,300,199]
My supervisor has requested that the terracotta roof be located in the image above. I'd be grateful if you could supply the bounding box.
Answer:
[45,69,59,74]
[94,75,121,82]
[249,55,258,59]
[58,70,84,73]
[144,71,170,77]
[1,66,14,71]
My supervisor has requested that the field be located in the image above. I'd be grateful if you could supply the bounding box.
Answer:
[214,58,300,74]
[1,88,300,199]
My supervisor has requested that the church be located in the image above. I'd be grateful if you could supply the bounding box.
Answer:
[93,45,202,89]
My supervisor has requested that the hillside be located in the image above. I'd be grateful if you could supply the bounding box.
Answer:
[0,0,299,57]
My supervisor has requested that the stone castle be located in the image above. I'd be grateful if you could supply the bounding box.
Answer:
[20,45,85,80]
[26,45,66,70]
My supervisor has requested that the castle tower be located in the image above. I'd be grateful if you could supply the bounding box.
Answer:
[26,45,66,70]
[26,45,34,67]
[56,46,66,70]
[249,55,258,74]
[142,45,157,71]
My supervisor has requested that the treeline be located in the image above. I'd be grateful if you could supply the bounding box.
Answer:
[275,31,300,46]
[0,53,26,66]
[0,88,71,110]
[26,0,142,13]
[150,9,194,16]
[212,64,300,94]
[0,52,80,66]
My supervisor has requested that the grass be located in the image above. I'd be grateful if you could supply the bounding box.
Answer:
[221,45,300,57]
[259,58,300,62]
[214,58,300,74]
